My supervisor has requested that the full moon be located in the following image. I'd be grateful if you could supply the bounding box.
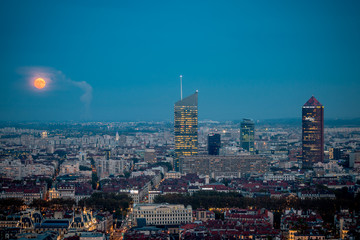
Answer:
[34,78,46,89]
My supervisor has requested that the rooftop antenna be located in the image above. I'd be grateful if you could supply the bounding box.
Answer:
[180,75,183,100]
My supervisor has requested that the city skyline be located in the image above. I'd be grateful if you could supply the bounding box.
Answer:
[1,1,360,239]
[1,1,360,121]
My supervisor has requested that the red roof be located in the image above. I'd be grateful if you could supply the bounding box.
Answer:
[304,96,322,106]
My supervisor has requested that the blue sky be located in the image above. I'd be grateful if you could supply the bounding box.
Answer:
[1,0,359,121]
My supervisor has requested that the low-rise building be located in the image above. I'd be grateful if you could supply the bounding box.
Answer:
[95,212,113,234]
[264,173,295,181]
[144,149,157,164]
[281,209,324,240]
[0,182,47,204]
[148,191,162,204]
[192,209,215,222]
[165,171,181,179]
[60,161,79,175]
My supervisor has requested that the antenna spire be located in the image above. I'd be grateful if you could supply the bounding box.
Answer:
[180,75,183,100]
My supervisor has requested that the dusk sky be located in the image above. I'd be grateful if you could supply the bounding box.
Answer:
[1,0,359,121]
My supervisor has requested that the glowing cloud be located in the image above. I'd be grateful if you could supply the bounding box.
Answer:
[18,66,93,119]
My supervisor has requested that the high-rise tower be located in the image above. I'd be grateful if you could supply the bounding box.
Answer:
[240,119,255,153]
[302,96,324,168]
[208,133,221,155]
[174,91,198,171]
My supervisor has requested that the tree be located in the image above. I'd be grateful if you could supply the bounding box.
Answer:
[80,165,92,171]
[0,198,24,212]
[79,192,132,216]
[49,198,76,208]
[92,172,98,189]
[54,150,67,158]
[124,171,131,178]
[213,210,224,220]
[30,199,49,209]
[209,178,217,183]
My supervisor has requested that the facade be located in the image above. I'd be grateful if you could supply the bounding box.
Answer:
[57,183,75,199]
[302,96,324,168]
[95,157,130,179]
[350,152,360,171]
[240,119,255,153]
[148,191,162,204]
[174,92,198,171]
[18,209,96,237]
[281,209,324,240]
[208,133,221,155]
[144,149,156,164]
[0,182,47,204]
[96,212,113,233]
[193,209,215,222]
[0,188,45,205]
[264,173,296,181]
[180,155,268,178]
[60,161,79,175]
[48,187,60,200]
[0,159,24,180]
[132,204,192,226]
[224,208,274,226]
[329,147,341,160]
[0,159,55,180]
[165,171,182,179]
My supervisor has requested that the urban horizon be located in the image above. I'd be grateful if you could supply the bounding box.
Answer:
[1,1,360,240]
[1,90,360,122]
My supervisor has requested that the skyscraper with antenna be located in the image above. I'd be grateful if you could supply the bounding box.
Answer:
[174,75,198,171]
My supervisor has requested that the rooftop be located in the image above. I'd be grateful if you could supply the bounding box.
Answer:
[175,92,198,107]
[303,96,323,107]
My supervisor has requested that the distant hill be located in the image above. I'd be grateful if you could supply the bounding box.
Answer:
[324,118,360,127]
[254,118,360,128]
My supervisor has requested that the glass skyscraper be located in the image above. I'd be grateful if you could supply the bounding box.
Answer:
[302,96,324,168]
[208,133,221,155]
[240,119,255,153]
[174,91,198,171]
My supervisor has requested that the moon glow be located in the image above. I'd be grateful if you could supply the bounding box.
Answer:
[34,78,46,89]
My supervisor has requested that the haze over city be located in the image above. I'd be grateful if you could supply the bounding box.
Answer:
[1,0,360,121]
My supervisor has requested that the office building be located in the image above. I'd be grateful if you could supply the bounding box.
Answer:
[302,96,324,168]
[208,133,221,155]
[180,155,268,178]
[329,147,341,160]
[174,91,198,171]
[350,152,360,170]
[240,119,255,153]
[95,157,130,179]
[132,204,192,226]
